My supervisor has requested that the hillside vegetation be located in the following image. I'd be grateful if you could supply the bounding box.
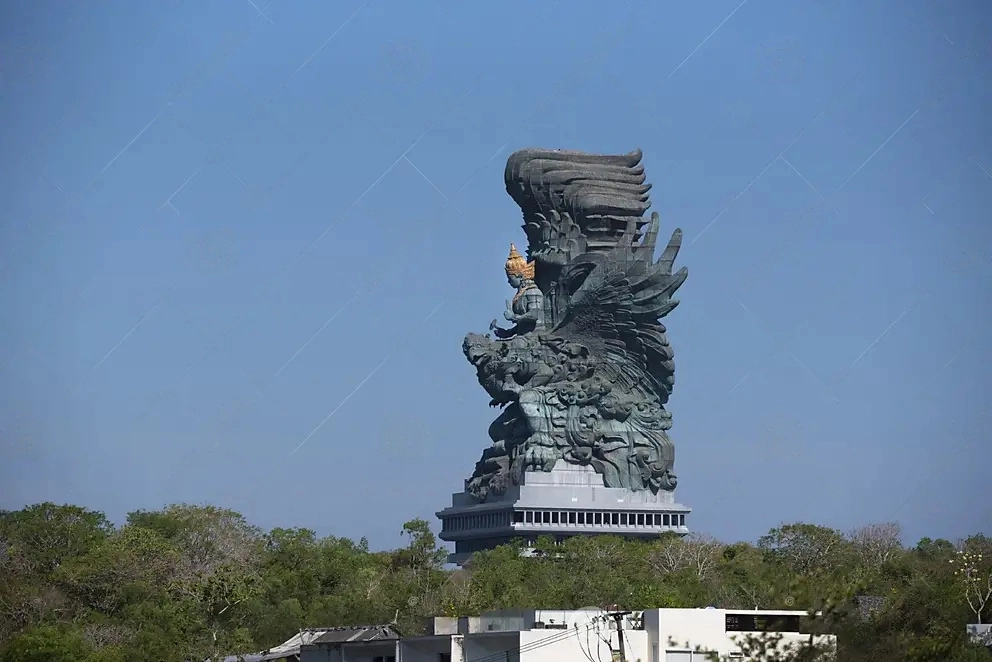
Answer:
[1,503,990,661]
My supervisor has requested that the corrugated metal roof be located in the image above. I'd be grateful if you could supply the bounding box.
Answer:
[312,625,401,644]
[259,628,333,658]
[218,626,389,662]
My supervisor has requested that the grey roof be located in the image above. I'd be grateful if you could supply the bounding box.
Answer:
[216,627,386,662]
[313,625,401,645]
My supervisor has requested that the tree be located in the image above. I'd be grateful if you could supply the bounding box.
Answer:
[57,524,178,615]
[0,626,89,662]
[127,504,262,582]
[1,504,112,577]
[758,523,847,578]
[2,501,991,661]
[714,543,783,610]
[648,532,724,581]
[950,549,992,624]
[848,523,902,573]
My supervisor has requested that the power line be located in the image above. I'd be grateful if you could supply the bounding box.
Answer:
[465,620,601,662]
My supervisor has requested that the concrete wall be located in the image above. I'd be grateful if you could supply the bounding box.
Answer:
[439,461,691,563]
[645,609,836,660]
[399,635,463,662]
[518,627,647,662]
[303,608,837,662]
[426,617,460,635]
[340,640,397,662]
[299,646,342,662]
[462,632,518,662]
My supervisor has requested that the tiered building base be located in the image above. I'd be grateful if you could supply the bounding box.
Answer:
[436,460,690,565]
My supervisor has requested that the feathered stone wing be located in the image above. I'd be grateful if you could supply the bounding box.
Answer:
[550,214,688,402]
[504,148,654,325]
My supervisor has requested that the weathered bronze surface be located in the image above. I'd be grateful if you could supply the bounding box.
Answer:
[463,148,688,502]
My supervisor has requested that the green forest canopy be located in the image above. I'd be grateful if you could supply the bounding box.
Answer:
[0,502,990,661]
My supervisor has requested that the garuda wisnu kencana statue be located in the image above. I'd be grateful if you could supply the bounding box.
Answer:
[462,148,688,503]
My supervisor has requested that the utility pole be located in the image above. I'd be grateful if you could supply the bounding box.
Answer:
[608,610,632,662]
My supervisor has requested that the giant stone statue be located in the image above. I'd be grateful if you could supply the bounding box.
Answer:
[462,148,688,503]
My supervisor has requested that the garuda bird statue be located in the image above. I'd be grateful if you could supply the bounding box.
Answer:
[462,148,688,503]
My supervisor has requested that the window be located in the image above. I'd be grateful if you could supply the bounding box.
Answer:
[679,514,685,526]
[568,512,576,524]
[726,613,801,632]
[514,511,524,523]
[525,511,533,523]
[654,513,662,525]
[620,513,628,526]
[542,511,551,524]
[551,512,559,524]
[611,512,619,525]
[637,513,645,525]
[578,512,585,524]
[663,514,670,526]
[594,512,602,525]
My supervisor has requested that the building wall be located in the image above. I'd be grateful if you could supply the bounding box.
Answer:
[299,646,341,662]
[462,632,518,662]
[341,641,398,662]
[400,635,462,662]
[519,627,647,662]
[300,642,397,662]
[644,609,836,661]
[439,461,691,562]
[301,608,834,662]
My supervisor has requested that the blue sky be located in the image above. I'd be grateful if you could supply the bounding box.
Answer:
[1,0,990,550]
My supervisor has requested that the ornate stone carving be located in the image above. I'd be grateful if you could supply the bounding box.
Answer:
[462,148,688,503]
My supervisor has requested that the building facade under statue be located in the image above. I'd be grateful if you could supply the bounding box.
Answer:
[438,460,689,565]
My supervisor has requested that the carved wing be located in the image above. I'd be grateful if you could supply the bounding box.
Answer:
[550,214,688,401]
[504,149,654,320]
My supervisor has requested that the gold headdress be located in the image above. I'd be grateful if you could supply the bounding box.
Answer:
[505,243,535,280]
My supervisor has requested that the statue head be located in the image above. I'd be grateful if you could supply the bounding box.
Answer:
[504,243,535,288]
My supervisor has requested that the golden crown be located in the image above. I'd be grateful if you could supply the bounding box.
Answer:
[505,243,535,279]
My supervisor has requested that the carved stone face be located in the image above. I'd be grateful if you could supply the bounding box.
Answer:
[463,333,495,366]
[507,273,522,289]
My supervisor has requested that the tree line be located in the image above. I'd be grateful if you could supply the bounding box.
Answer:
[0,502,990,661]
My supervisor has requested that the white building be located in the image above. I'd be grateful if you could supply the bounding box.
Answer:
[298,608,835,662]
[968,624,992,649]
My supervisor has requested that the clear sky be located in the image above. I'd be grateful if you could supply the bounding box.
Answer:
[1,0,990,550]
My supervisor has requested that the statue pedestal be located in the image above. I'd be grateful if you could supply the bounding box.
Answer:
[436,460,691,565]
